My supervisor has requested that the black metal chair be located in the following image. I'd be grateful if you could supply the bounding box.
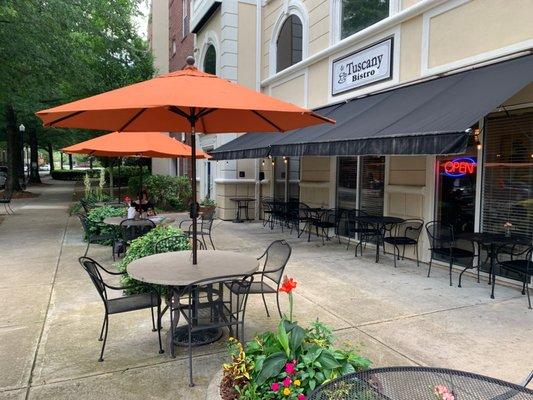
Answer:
[0,190,14,214]
[261,197,274,229]
[79,199,92,214]
[425,221,475,287]
[495,244,532,309]
[170,274,253,386]
[248,240,292,318]
[309,209,343,245]
[383,219,424,268]
[78,257,163,361]
[345,209,380,257]
[179,211,216,249]
[114,218,155,259]
[287,202,312,238]
[154,234,205,253]
[78,214,117,258]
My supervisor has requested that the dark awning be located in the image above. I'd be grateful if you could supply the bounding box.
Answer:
[211,54,533,159]
[209,132,284,160]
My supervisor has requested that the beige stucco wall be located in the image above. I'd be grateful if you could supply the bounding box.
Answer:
[195,7,221,61]
[428,0,533,69]
[237,2,258,89]
[399,15,423,82]
[299,156,330,208]
[149,0,169,75]
[271,74,307,105]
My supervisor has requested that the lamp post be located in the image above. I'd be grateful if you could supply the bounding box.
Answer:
[18,124,25,179]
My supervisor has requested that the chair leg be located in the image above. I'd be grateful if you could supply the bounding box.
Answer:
[458,267,467,288]
[261,292,270,317]
[427,255,433,277]
[98,315,107,341]
[526,281,531,310]
[157,302,164,354]
[392,245,397,268]
[449,258,453,286]
[201,235,208,250]
[169,303,176,358]
[151,307,156,332]
[188,327,194,387]
[84,241,90,257]
[276,292,282,319]
[415,245,420,267]
[346,236,350,250]
[208,234,215,250]
[98,315,109,362]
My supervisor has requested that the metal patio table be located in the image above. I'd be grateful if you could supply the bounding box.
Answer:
[127,250,258,349]
[304,207,329,242]
[355,215,405,262]
[457,232,531,298]
[308,366,533,400]
[103,212,187,226]
[229,197,255,223]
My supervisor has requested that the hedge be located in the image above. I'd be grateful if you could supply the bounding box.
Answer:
[51,169,100,181]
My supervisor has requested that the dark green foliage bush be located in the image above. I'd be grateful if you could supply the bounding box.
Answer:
[85,205,126,244]
[105,166,149,187]
[51,169,100,181]
[115,226,190,295]
[128,174,191,211]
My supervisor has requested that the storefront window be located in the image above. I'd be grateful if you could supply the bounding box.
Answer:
[341,0,390,39]
[436,153,477,234]
[360,156,385,216]
[273,157,285,201]
[482,112,533,238]
[288,157,300,202]
[337,157,358,235]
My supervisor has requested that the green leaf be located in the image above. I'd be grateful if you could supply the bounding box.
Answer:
[309,379,317,391]
[317,350,342,370]
[277,321,290,358]
[340,362,356,375]
[289,325,306,357]
[254,352,287,387]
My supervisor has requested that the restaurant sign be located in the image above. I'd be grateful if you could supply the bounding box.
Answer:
[332,37,393,96]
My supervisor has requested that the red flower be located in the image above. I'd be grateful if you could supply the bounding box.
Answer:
[279,276,297,293]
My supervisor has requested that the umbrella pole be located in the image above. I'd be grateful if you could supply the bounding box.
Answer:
[191,123,198,265]
[118,159,121,200]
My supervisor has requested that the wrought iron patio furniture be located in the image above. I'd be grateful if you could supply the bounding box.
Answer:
[425,221,475,287]
[229,197,255,222]
[495,244,532,309]
[0,190,14,214]
[179,210,216,249]
[261,197,274,228]
[114,218,156,259]
[308,208,342,244]
[78,214,117,258]
[246,240,292,318]
[271,200,288,231]
[79,199,92,214]
[170,273,254,386]
[383,219,424,268]
[345,209,376,255]
[78,257,163,362]
[308,366,533,400]
[285,202,310,237]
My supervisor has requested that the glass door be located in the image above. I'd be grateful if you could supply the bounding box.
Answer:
[336,157,358,236]
[360,156,385,216]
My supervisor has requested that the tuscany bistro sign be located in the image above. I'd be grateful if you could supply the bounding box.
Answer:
[332,37,393,96]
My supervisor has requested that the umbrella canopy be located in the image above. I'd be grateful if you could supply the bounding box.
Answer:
[36,57,334,265]
[61,131,210,158]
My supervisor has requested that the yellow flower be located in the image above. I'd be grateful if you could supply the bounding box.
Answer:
[294,379,301,386]
[283,388,291,396]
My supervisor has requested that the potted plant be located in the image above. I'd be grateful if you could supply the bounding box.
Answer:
[199,197,216,215]
[220,277,371,399]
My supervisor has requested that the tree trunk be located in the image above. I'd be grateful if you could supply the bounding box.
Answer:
[68,154,73,170]
[89,157,93,169]
[28,130,41,184]
[47,143,55,171]
[4,104,23,192]
[60,152,64,169]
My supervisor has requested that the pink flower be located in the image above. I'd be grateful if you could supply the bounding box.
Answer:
[285,362,296,375]
[297,394,306,400]
[271,382,280,391]
[283,377,292,387]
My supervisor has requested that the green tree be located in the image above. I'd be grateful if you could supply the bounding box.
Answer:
[0,0,153,191]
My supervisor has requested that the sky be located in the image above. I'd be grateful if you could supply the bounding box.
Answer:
[133,0,150,39]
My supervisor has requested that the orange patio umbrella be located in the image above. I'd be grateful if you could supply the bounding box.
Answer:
[62,131,210,200]
[37,57,334,264]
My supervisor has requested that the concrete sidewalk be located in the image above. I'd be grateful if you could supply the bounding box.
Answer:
[0,178,531,400]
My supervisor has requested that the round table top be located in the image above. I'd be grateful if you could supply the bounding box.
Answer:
[457,232,531,245]
[309,367,533,400]
[229,197,256,202]
[127,250,259,286]
[103,212,188,226]
[357,215,405,224]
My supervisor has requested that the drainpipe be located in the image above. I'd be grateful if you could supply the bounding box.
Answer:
[254,0,262,220]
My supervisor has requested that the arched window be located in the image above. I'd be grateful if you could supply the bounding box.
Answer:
[276,15,303,73]
[203,44,217,75]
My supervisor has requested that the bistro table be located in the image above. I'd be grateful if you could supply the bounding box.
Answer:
[229,197,255,223]
[309,366,533,400]
[457,232,531,298]
[127,250,258,348]
[356,215,405,262]
[103,212,188,226]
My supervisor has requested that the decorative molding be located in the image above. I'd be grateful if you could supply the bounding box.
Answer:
[198,30,221,75]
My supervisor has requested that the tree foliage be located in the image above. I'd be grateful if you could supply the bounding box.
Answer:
[0,0,154,190]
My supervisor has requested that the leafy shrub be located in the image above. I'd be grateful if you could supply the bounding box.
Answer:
[106,165,149,187]
[115,225,190,295]
[85,205,126,244]
[221,278,371,399]
[128,174,191,211]
[51,169,100,181]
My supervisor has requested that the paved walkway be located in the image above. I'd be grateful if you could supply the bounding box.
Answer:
[0,178,531,400]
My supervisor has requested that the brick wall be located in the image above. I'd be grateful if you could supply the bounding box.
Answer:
[169,0,194,72]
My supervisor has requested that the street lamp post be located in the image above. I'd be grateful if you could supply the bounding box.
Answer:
[18,124,25,180]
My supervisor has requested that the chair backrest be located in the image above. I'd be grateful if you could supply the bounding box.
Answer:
[496,243,533,267]
[260,240,292,284]
[397,219,424,241]
[78,214,90,236]
[425,221,454,249]
[78,257,108,302]
[177,274,254,322]
[79,199,91,214]
[154,234,201,253]
[200,212,214,231]
[120,218,155,242]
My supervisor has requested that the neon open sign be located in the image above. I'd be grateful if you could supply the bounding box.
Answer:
[441,157,476,177]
